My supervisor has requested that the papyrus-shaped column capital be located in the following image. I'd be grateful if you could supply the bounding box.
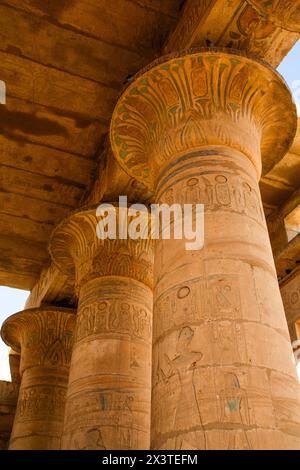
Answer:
[110,48,296,190]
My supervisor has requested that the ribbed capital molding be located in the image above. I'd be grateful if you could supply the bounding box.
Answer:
[49,206,154,293]
[246,1,300,33]
[110,48,296,191]
[1,307,76,375]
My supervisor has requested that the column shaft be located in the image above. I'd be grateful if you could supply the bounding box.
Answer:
[62,276,152,449]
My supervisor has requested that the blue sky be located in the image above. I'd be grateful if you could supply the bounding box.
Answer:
[0,287,28,380]
[0,41,300,381]
[278,40,300,115]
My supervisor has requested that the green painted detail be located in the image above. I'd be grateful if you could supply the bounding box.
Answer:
[130,87,140,95]
[229,103,239,111]
[264,1,273,9]
[169,106,178,114]
[100,394,108,411]
[120,150,128,159]
[141,87,148,94]
[207,56,218,63]
[227,399,240,412]
[162,65,170,71]
[230,58,241,65]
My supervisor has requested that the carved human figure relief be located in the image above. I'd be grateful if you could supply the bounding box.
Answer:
[219,373,251,450]
[164,326,206,450]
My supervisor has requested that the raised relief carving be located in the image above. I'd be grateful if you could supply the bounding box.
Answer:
[219,372,251,450]
[1,308,75,372]
[158,172,265,225]
[16,386,66,422]
[63,388,146,450]
[246,0,300,33]
[75,299,151,343]
[50,207,154,292]
[74,428,106,450]
[154,274,242,342]
[227,4,277,55]
[110,50,296,190]
[164,327,207,450]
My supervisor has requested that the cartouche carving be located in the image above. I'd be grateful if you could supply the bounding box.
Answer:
[50,206,154,293]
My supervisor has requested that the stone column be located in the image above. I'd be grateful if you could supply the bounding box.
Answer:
[9,350,21,385]
[50,207,153,450]
[1,307,75,450]
[281,270,300,344]
[110,49,300,449]
[246,0,300,33]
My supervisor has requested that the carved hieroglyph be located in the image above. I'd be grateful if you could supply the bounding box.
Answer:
[50,207,154,450]
[110,49,300,449]
[246,0,300,33]
[1,307,76,450]
[0,381,19,450]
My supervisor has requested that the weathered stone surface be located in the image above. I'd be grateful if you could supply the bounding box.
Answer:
[1,0,300,452]
[1,307,76,450]
[50,208,154,449]
[110,48,300,449]
[110,49,296,190]
[0,381,19,450]
[246,1,300,33]
[281,269,300,343]
[165,0,300,66]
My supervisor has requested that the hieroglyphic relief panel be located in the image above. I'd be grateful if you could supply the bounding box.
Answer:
[61,276,152,450]
[152,354,279,449]
[281,272,300,342]
[152,356,300,449]
[153,273,243,343]
[158,169,265,226]
[164,0,299,67]
[15,385,66,423]
[220,3,294,64]
[75,276,152,344]
[75,298,151,344]
[152,256,300,449]
[63,388,150,450]
[1,308,76,374]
